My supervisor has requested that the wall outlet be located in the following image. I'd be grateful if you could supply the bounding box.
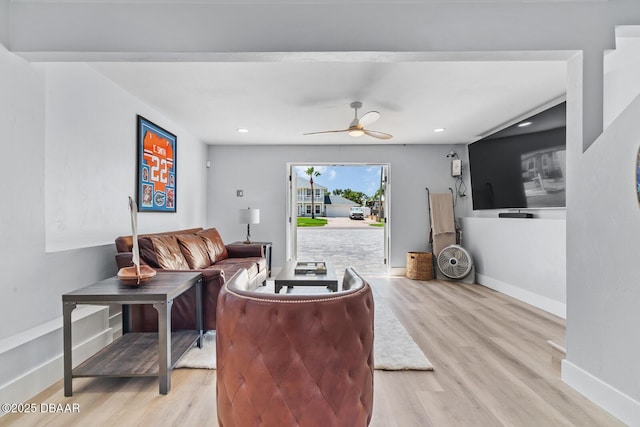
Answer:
[236,190,243,197]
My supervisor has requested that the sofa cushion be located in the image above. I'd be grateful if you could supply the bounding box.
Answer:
[223,256,266,273]
[256,257,267,273]
[214,258,258,281]
[176,234,212,269]
[198,228,228,262]
[147,235,191,270]
[138,237,160,268]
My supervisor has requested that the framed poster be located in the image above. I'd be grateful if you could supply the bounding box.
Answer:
[136,115,177,212]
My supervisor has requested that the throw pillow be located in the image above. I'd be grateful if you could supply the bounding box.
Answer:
[176,234,212,269]
[138,237,160,268]
[148,235,191,270]
[197,228,229,262]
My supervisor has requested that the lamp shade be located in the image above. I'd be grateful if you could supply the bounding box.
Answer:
[239,208,260,224]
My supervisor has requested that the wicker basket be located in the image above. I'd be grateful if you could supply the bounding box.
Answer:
[406,252,433,281]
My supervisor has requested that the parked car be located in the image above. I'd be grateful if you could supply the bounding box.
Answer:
[349,206,364,220]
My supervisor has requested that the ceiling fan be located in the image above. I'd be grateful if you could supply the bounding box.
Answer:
[303,101,393,140]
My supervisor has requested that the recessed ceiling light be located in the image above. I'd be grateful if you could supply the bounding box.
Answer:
[237,128,249,133]
[518,122,532,128]
[433,128,446,133]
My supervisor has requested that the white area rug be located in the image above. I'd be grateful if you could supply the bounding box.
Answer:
[175,331,217,369]
[373,297,433,370]
[176,289,433,371]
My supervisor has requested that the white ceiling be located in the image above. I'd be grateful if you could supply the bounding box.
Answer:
[90,52,568,146]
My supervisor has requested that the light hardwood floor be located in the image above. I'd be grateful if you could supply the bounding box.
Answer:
[0,277,624,427]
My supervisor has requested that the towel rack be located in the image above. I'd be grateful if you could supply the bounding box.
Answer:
[425,187,457,249]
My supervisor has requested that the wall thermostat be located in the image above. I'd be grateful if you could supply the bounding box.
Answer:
[451,159,462,177]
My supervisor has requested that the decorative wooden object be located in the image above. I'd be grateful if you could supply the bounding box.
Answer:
[117,196,157,286]
[117,265,157,286]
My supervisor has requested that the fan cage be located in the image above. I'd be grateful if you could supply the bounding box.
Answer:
[437,245,473,279]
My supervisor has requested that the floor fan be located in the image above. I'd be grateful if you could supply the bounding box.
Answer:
[435,244,475,284]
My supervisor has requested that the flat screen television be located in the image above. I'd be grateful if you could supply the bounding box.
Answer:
[468,101,566,210]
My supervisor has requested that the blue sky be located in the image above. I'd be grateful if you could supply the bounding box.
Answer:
[294,165,383,197]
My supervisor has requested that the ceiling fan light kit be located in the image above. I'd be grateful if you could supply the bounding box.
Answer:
[304,101,393,140]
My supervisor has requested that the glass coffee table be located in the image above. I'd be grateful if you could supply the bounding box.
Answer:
[274,260,338,294]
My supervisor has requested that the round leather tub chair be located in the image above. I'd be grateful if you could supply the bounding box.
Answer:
[216,267,374,427]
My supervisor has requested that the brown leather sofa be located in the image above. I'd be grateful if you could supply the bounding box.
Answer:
[216,268,374,427]
[115,227,267,331]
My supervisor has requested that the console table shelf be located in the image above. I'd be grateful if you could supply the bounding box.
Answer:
[73,331,198,377]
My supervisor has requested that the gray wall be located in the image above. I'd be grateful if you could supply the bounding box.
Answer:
[0,1,8,47]
[0,55,208,340]
[0,45,209,403]
[565,92,640,414]
[3,1,640,423]
[564,46,640,416]
[207,144,464,269]
[461,217,566,317]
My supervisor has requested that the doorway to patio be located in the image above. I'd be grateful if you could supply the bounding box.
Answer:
[286,163,390,276]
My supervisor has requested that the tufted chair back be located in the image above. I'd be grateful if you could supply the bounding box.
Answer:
[216,268,374,427]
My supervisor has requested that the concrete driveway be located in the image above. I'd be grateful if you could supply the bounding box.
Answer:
[297,217,386,275]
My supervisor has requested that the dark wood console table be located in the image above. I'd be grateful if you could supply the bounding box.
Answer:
[62,271,203,396]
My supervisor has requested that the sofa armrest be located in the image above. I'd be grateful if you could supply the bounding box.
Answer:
[115,252,135,269]
[193,268,224,283]
[226,244,263,258]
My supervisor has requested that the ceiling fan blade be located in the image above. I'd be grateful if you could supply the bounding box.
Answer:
[363,129,393,140]
[303,129,350,136]
[359,111,380,127]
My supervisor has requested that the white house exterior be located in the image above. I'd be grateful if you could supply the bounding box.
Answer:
[297,177,369,218]
[296,176,327,217]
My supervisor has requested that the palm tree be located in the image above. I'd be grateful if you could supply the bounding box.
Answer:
[305,167,321,219]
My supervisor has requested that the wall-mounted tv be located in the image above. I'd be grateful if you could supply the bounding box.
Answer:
[468,101,566,210]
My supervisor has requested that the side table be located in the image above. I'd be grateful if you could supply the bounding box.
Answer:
[62,271,203,396]
[228,241,272,277]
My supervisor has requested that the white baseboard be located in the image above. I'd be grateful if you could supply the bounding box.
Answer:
[270,267,282,277]
[389,267,406,276]
[0,305,113,412]
[476,273,566,319]
[562,359,640,426]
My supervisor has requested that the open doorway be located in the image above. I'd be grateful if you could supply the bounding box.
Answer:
[286,163,390,277]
